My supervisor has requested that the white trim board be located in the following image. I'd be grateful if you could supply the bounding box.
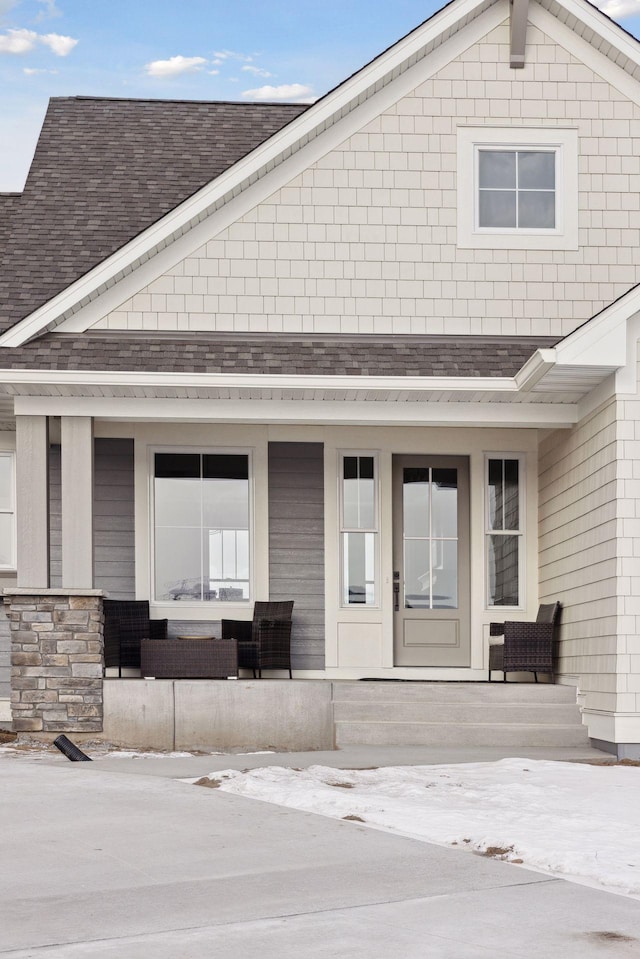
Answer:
[11,394,578,427]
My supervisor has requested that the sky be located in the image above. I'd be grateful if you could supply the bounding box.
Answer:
[1,0,640,191]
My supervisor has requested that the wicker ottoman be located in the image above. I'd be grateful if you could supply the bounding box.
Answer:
[140,638,238,679]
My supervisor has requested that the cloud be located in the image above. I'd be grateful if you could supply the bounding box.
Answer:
[242,64,272,78]
[0,26,77,55]
[145,55,207,78]
[40,32,76,55]
[242,83,315,102]
[34,0,61,21]
[596,0,640,15]
[213,49,253,62]
[23,65,57,74]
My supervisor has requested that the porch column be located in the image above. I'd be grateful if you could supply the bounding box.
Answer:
[15,415,49,588]
[61,416,94,588]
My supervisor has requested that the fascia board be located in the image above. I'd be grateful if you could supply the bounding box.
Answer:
[530,2,640,107]
[11,394,578,427]
[554,292,638,367]
[0,0,498,350]
[514,348,556,390]
[0,369,516,393]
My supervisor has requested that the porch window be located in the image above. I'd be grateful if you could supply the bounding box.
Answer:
[0,451,16,569]
[486,456,523,607]
[153,451,250,603]
[341,454,378,606]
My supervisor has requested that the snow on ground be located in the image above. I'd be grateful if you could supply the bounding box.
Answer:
[204,758,640,900]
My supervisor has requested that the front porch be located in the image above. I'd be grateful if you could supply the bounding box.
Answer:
[102,678,589,752]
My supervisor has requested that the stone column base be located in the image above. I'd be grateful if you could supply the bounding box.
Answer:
[4,589,104,734]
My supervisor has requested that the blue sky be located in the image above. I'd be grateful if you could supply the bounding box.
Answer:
[2,0,640,190]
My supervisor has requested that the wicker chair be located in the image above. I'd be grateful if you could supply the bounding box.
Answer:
[488,602,561,682]
[103,599,168,676]
[222,600,294,678]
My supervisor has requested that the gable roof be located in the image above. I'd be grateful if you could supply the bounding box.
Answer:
[0,97,306,335]
[3,0,640,350]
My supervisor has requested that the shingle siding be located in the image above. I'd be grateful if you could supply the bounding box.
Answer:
[93,19,640,340]
[538,399,619,712]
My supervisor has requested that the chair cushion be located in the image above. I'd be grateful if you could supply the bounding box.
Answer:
[488,636,504,646]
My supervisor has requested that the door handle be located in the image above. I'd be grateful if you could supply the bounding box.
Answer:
[393,571,400,612]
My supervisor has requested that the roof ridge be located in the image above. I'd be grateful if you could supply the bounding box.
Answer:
[51,95,309,107]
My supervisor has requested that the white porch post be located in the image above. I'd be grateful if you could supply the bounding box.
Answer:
[61,416,94,588]
[15,414,50,588]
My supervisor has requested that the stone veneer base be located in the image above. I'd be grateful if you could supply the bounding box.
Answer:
[5,589,104,734]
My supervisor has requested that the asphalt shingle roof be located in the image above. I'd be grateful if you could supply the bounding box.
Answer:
[0,334,560,377]
[0,97,307,334]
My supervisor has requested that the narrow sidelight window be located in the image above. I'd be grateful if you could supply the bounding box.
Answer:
[486,456,523,607]
[0,451,16,569]
[154,451,250,602]
[341,455,378,606]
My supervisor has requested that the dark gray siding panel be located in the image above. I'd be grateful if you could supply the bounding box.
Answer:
[94,439,135,599]
[49,438,135,599]
[268,442,324,671]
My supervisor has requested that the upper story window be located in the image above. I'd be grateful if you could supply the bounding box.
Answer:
[340,454,379,607]
[457,127,578,251]
[0,451,16,570]
[478,149,555,230]
[153,450,251,603]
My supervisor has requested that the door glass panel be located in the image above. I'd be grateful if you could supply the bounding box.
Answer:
[402,465,459,610]
[432,469,457,537]
[403,468,429,537]
[432,540,458,608]
[404,538,430,608]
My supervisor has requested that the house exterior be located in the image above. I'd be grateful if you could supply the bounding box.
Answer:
[2,0,640,755]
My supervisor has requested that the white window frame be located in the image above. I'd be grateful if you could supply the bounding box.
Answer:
[149,446,254,606]
[457,126,578,250]
[339,451,380,609]
[0,450,16,571]
[485,453,525,611]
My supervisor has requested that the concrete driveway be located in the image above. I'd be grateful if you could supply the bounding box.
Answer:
[1,746,639,958]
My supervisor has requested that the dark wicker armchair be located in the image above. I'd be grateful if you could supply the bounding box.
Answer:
[488,602,561,682]
[222,600,294,678]
[103,599,168,676]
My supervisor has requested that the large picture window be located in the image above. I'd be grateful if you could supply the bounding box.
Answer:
[0,451,16,570]
[341,454,378,606]
[154,451,250,603]
[486,456,523,608]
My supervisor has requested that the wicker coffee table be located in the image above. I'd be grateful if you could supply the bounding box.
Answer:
[140,637,238,679]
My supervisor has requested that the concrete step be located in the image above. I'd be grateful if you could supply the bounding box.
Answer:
[335,721,591,748]
[333,702,583,726]
[332,681,578,705]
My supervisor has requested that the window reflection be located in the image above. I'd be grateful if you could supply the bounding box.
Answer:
[154,452,250,602]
